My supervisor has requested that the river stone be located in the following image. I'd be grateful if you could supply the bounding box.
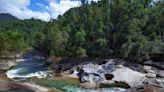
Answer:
[146,73,157,78]
[144,65,152,70]
[111,66,147,87]
[158,70,164,77]
[104,74,114,80]
[79,82,99,89]
[145,69,157,74]
[100,80,115,87]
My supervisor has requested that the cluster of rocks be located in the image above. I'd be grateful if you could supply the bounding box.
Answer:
[66,59,164,91]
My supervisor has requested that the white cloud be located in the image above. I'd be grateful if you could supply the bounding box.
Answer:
[50,0,81,19]
[0,0,99,21]
[0,0,51,21]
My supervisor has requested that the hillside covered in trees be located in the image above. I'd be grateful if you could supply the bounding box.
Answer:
[0,0,164,62]
[0,13,47,57]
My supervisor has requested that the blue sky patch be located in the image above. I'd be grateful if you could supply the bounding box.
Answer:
[28,0,50,12]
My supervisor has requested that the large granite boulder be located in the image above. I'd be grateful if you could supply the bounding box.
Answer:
[158,70,164,77]
[146,73,157,78]
[109,66,147,87]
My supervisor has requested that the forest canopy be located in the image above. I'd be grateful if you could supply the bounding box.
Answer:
[0,0,164,61]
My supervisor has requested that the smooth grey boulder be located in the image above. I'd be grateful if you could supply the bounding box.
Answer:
[110,66,147,87]
[158,70,164,77]
[79,82,99,89]
[145,69,157,74]
[146,73,157,78]
[143,65,152,70]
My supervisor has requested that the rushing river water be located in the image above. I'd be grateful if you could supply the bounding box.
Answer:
[6,54,127,92]
[6,58,48,79]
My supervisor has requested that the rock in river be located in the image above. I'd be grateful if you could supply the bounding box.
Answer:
[109,66,147,87]
[146,73,157,78]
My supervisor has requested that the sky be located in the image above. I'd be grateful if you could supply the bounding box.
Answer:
[0,0,98,21]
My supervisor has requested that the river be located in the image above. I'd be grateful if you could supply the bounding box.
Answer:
[6,54,127,92]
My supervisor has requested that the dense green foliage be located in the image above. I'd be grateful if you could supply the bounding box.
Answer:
[37,0,164,62]
[0,14,47,56]
[0,31,26,55]
[0,0,164,61]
